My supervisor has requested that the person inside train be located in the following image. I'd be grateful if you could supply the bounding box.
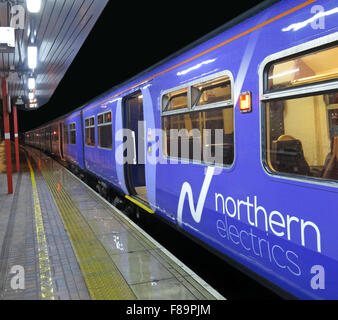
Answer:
[322,136,338,181]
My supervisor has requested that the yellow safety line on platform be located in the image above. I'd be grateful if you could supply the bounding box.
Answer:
[125,195,155,214]
[39,163,136,300]
[26,156,55,300]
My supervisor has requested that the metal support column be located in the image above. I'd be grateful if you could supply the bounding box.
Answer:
[13,104,20,172]
[2,77,13,194]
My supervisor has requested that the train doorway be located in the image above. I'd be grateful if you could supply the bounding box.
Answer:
[123,91,148,204]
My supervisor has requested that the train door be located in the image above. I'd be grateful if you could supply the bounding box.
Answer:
[123,92,148,203]
[59,123,64,158]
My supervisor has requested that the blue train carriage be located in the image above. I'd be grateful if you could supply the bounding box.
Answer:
[81,97,125,195]
[62,112,85,170]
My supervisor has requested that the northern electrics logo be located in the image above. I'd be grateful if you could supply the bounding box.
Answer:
[177,165,323,280]
[177,167,215,227]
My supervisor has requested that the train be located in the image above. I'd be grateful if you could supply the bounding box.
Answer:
[25,0,338,299]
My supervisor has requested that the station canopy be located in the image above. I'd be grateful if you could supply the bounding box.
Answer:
[0,0,108,110]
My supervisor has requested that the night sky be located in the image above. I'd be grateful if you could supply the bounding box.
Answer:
[18,0,266,132]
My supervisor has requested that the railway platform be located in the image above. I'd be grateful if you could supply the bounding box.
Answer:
[0,143,224,300]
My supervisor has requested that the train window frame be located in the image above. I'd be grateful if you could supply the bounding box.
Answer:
[85,116,96,147]
[161,70,235,168]
[69,122,76,145]
[259,33,338,187]
[163,88,189,113]
[97,110,113,150]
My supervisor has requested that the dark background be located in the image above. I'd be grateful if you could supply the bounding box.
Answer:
[18,1,266,132]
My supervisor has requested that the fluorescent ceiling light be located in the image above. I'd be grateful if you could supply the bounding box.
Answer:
[27,46,37,69]
[26,0,41,13]
[28,92,35,100]
[30,102,38,109]
[28,77,36,90]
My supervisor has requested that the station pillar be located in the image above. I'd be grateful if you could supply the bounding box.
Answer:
[2,77,13,194]
[13,104,20,172]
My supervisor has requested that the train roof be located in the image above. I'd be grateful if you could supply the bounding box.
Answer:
[26,0,280,132]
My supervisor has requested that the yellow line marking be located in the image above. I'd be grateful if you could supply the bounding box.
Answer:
[125,195,155,214]
[26,155,55,300]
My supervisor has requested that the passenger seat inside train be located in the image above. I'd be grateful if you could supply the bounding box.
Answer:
[271,135,310,176]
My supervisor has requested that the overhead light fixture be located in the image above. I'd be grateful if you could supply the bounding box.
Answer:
[28,91,35,100]
[26,0,41,13]
[30,98,38,108]
[28,77,36,90]
[27,46,37,69]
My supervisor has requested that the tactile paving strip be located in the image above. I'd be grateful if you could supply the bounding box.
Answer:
[36,160,136,300]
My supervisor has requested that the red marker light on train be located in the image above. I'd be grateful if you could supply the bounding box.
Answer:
[239,92,252,113]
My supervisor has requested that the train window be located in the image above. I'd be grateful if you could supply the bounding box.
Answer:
[162,88,188,112]
[263,44,338,183]
[267,45,338,91]
[163,107,234,165]
[162,73,234,166]
[85,116,95,146]
[97,111,112,149]
[64,124,69,145]
[69,123,76,145]
[192,76,232,106]
[98,114,104,125]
